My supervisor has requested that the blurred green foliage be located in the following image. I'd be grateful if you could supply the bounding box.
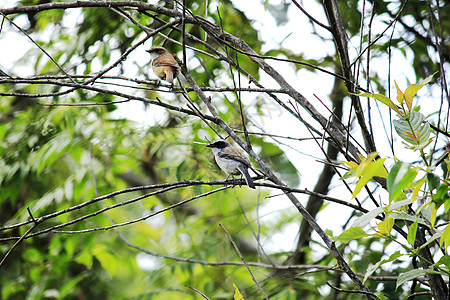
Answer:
[0,0,447,299]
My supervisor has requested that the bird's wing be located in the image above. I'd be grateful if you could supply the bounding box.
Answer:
[218,150,251,167]
[153,60,180,69]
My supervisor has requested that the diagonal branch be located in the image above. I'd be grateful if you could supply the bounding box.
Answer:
[0,12,76,84]
[182,68,375,298]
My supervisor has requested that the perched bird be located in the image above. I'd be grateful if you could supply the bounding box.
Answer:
[206,140,256,189]
[146,46,180,84]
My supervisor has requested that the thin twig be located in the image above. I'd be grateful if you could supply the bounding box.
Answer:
[349,0,409,68]
[325,281,379,298]
[40,99,130,106]
[185,285,211,299]
[406,291,432,300]
[236,199,274,265]
[52,186,230,234]
[219,223,269,300]
[0,223,38,267]
[26,207,38,225]
[0,75,291,94]
[291,0,331,31]
[0,12,76,84]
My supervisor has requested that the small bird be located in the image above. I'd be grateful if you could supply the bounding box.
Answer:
[146,46,180,84]
[206,140,256,189]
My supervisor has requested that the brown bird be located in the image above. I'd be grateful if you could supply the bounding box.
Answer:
[146,47,180,84]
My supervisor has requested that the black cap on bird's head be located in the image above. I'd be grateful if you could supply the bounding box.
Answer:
[146,47,167,55]
[206,140,230,149]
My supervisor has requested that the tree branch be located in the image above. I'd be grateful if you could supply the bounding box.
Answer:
[182,68,375,298]
[322,0,376,155]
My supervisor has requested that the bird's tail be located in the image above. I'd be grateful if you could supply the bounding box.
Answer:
[165,70,174,84]
[238,165,256,189]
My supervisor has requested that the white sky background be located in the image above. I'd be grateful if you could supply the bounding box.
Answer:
[0,0,448,259]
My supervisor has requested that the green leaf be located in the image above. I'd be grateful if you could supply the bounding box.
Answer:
[363,251,402,284]
[387,162,418,202]
[396,269,440,290]
[445,197,450,213]
[29,132,74,175]
[427,173,441,191]
[417,232,442,251]
[407,220,419,246]
[59,276,85,299]
[393,111,432,149]
[431,204,437,227]
[335,227,369,243]
[436,255,450,270]
[176,160,186,181]
[340,170,356,180]
[352,199,413,229]
[352,207,384,228]
[391,199,414,209]
[441,159,448,179]
[256,137,300,186]
[390,213,427,226]
[420,74,435,85]
[432,184,449,208]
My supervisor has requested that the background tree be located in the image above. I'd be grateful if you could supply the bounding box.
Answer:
[0,0,448,299]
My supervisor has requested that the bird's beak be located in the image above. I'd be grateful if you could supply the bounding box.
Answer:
[145,50,150,53]
[205,143,212,148]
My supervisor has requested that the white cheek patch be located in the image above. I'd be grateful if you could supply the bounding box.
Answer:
[149,53,159,60]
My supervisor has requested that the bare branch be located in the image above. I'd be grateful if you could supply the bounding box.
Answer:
[325,281,380,299]
[0,12,76,84]
[0,223,38,267]
[185,286,211,300]
[322,0,376,155]
[291,0,331,32]
[220,223,269,300]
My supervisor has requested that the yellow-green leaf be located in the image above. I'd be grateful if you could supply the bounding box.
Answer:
[378,217,394,235]
[233,283,245,300]
[441,223,450,249]
[352,158,387,198]
[339,160,358,169]
[431,203,437,227]
[356,93,401,115]
[404,84,422,111]
[404,75,434,111]
[411,178,426,202]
